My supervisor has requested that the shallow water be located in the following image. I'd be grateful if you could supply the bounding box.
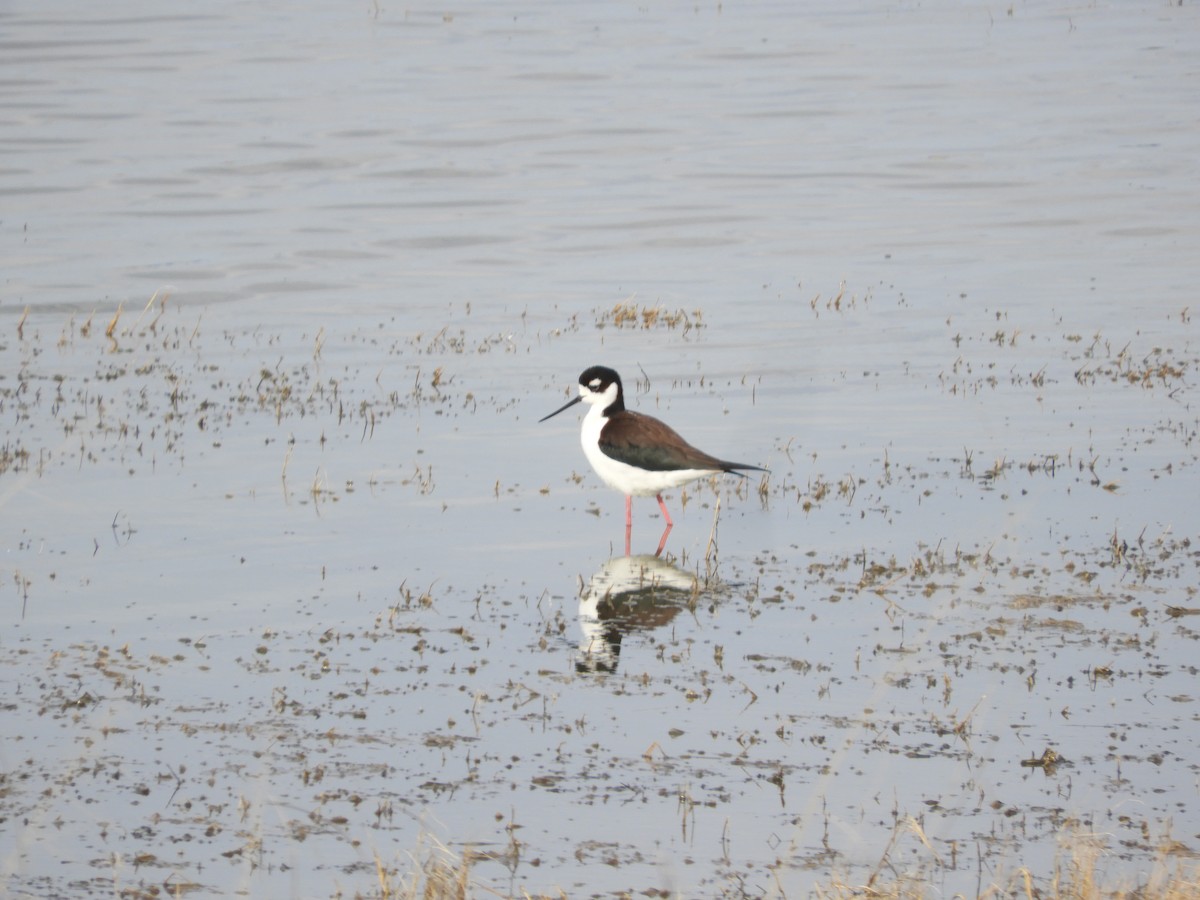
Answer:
[2,2,1199,898]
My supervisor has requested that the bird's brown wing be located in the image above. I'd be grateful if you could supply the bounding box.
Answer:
[599,411,736,472]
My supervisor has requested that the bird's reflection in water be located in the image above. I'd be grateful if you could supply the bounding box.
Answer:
[576,554,701,674]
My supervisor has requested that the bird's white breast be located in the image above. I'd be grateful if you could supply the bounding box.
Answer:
[580,405,715,497]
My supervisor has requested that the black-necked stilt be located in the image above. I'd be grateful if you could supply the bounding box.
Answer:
[540,365,766,539]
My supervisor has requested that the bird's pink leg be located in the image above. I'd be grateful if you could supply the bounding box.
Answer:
[655,493,674,527]
[655,522,672,558]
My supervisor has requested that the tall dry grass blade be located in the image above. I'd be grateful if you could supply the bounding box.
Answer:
[105,302,123,340]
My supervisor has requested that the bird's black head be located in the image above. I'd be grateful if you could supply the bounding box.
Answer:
[578,366,624,412]
[540,365,626,422]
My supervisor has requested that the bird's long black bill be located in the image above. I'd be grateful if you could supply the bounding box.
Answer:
[539,394,582,422]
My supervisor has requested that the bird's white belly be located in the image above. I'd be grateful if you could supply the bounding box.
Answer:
[581,412,714,496]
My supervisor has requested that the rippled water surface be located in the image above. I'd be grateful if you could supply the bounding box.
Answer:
[3,2,1199,897]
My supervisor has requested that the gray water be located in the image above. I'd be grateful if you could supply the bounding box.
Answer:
[3,2,1199,898]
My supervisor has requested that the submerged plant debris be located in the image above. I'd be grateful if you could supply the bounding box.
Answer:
[2,290,1197,898]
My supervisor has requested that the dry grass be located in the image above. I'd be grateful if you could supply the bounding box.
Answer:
[364,837,469,900]
[812,823,1200,900]
[365,837,564,900]
[365,826,1200,899]
[596,296,703,335]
